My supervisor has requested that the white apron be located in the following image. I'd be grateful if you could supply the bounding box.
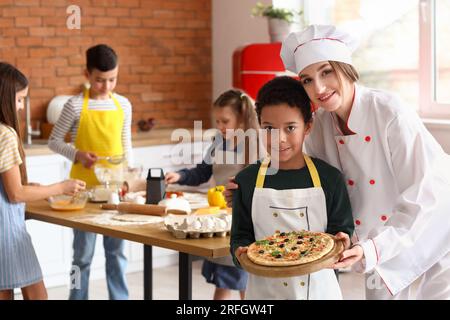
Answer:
[245,155,342,300]
[210,148,246,266]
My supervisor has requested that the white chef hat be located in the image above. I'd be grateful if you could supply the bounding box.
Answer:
[280,24,359,74]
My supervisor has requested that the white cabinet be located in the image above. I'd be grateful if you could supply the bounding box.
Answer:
[25,142,208,289]
[25,154,73,288]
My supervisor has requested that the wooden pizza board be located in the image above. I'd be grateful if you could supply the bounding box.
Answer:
[238,238,345,278]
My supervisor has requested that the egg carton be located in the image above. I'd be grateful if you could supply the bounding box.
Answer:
[165,224,230,239]
[164,213,232,239]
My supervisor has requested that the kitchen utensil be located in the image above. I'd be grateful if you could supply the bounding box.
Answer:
[97,154,126,165]
[49,192,89,211]
[237,237,345,277]
[101,202,167,216]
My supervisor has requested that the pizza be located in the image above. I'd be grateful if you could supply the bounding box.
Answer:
[246,230,335,267]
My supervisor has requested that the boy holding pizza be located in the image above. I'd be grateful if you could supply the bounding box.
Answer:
[230,76,354,300]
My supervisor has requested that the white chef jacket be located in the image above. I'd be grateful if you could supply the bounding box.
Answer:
[304,84,450,295]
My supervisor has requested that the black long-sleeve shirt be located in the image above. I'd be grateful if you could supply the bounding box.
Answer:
[230,157,354,267]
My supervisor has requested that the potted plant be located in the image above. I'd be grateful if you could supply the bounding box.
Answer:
[251,2,303,43]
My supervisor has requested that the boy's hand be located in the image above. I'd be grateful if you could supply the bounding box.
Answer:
[224,176,238,207]
[75,151,98,169]
[235,246,248,260]
[332,245,364,269]
[165,172,180,184]
[334,232,351,249]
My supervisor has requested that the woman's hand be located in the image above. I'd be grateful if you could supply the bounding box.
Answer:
[332,245,364,269]
[165,172,180,184]
[224,176,238,207]
[61,179,86,196]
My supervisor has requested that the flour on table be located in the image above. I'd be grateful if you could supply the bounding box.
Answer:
[78,212,163,226]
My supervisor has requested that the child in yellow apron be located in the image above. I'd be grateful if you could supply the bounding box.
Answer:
[231,76,354,299]
[49,45,131,300]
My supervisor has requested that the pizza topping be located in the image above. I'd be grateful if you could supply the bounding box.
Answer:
[297,240,303,244]
[271,250,282,257]
[291,247,297,251]
[278,243,285,248]
[258,250,264,254]
[280,232,286,236]
[283,238,289,242]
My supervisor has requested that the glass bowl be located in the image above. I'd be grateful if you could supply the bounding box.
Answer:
[48,192,89,211]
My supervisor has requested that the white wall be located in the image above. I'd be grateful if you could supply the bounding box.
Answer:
[212,0,270,99]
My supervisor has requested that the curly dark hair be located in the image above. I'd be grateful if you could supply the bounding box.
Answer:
[255,76,312,124]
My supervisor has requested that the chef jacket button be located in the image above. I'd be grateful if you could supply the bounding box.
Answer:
[365,136,371,142]
[355,219,361,225]
[283,282,288,287]
[339,139,345,145]
[273,212,278,217]
[369,179,375,185]
[348,179,354,186]
[300,281,305,286]
[299,212,304,218]
[381,215,388,221]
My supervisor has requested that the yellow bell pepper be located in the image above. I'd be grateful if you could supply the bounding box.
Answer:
[207,185,227,209]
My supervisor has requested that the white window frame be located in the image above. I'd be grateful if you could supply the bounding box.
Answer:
[419,0,450,118]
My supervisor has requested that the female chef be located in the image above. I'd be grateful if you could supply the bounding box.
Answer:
[279,24,450,299]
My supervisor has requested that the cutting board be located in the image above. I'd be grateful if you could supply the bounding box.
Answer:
[238,239,345,278]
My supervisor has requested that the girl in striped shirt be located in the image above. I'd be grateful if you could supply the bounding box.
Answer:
[0,62,85,300]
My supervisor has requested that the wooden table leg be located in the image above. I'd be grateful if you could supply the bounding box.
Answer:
[144,245,153,300]
[179,252,192,300]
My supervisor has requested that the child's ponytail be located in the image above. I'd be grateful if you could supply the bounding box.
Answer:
[239,93,259,131]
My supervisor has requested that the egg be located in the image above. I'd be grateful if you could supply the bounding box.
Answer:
[201,217,215,230]
[215,219,227,230]
[191,219,202,230]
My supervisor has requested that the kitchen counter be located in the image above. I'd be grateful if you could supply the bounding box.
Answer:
[24,128,206,156]
[25,200,230,299]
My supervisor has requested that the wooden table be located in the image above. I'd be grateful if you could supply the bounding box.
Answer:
[25,201,231,300]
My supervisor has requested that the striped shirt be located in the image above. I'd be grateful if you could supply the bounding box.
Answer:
[48,92,133,166]
[0,124,22,173]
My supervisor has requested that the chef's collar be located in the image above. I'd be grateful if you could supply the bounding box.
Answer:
[331,83,363,134]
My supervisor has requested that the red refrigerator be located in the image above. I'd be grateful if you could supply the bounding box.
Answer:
[233,42,292,99]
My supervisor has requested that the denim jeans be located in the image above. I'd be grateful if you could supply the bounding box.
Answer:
[69,230,128,300]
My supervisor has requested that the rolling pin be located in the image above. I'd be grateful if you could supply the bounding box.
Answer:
[101,203,167,216]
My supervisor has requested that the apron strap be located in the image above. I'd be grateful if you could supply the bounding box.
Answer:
[82,89,90,112]
[255,154,322,188]
[255,157,271,188]
[304,154,321,188]
[109,92,123,111]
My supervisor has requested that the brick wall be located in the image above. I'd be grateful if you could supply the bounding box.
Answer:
[0,0,212,134]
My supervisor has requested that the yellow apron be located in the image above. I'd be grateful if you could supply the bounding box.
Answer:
[70,89,124,187]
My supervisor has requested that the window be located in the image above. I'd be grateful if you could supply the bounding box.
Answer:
[420,0,450,116]
[276,0,450,118]
[304,0,420,111]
